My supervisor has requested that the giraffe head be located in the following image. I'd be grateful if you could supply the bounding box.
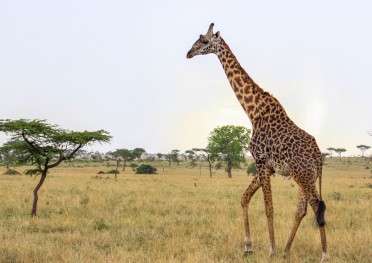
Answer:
[186,23,221,59]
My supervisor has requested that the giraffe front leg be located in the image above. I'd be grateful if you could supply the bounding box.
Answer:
[261,174,275,257]
[241,175,261,254]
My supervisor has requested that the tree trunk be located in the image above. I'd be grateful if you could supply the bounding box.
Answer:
[115,160,119,179]
[207,154,212,177]
[31,170,47,217]
[208,161,212,177]
[227,160,232,178]
[122,159,127,171]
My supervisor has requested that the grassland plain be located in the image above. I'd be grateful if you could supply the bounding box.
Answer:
[0,158,371,263]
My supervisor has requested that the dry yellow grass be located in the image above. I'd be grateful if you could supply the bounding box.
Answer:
[0,158,371,262]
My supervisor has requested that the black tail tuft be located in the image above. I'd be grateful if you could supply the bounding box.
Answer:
[316,200,326,227]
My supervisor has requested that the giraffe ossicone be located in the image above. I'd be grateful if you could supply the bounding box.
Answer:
[187,23,328,262]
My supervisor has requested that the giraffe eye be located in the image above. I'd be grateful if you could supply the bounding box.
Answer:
[201,40,209,45]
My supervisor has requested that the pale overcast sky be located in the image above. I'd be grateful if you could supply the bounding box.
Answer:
[1,1,371,155]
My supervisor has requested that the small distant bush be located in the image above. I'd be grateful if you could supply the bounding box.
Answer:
[136,164,157,174]
[4,169,21,175]
[215,162,223,170]
[106,170,119,174]
[80,195,90,205]
[331,191,341,201]
[129,163,138,168]
[246,162,257,176]
[190,159,197,168]
[94,218,109,231]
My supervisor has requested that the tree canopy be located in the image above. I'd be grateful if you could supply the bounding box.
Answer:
[111,148,135,172]
[356,145,371,157]
[333,148,347,158]
[207,125,250,178]
[132,148,146,160]
[0,119,111,216]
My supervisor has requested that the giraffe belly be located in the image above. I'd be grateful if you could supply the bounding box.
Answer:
[267,158,291,179]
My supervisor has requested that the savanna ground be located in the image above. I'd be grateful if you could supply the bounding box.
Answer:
[0,158,371,263]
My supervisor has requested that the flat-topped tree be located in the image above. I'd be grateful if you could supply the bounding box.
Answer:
[356,145,370,157]
[0,119,111,217]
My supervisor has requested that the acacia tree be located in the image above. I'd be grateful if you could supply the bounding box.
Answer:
[163,153,170,167]
[0,119,111,217]
[132,148,146,160]
[207,125,250,178]
[112,149,134,172]
[356,145,370,157]
[327,147,335,158]
[171,149,180,165]
[156,153,163,160]
[0,141,19,170]
[334,148,347,158]
[185,150,195,161]
[193,148,216,177]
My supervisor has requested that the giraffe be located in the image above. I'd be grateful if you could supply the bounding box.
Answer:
[187,23,328,262]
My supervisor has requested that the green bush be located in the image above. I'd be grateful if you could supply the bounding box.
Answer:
[94,218,109,231]
[106,169,119,174]
[129,163,138,168]
[246,162,257,176]
[215,162,223,170]
[190,159,197,168]
[136,164,157,174]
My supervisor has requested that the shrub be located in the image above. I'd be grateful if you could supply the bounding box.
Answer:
[136,164,157,174]
[246,162,257,176]
[129,163,138,168]
[331,191,341,201]
[106,170,119,174]
[190,159,197,168]
[94,218,109,231]
[215,162,223,170]
[4,169,21,175]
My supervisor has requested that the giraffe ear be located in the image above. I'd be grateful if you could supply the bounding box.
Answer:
[214,31,220,38]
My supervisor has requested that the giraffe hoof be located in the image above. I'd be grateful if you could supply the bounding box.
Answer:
[244,247,253,254]
[321,252,329,262]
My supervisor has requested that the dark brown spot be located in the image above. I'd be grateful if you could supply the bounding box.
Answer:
[244,85,251,93]
[254,94,261,105]
[234,76,243,87]
[247,105,254,112]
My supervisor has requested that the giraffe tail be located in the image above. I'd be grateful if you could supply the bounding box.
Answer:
[317,157,326,227]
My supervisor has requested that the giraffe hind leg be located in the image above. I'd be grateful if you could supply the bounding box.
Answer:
[284,189,307,258]
[307,187,328,262]
[241,175,261,253]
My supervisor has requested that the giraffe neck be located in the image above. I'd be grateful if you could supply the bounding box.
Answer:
[216,38,286,129]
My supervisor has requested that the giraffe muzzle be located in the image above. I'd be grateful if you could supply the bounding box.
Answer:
[186,49,194,59]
